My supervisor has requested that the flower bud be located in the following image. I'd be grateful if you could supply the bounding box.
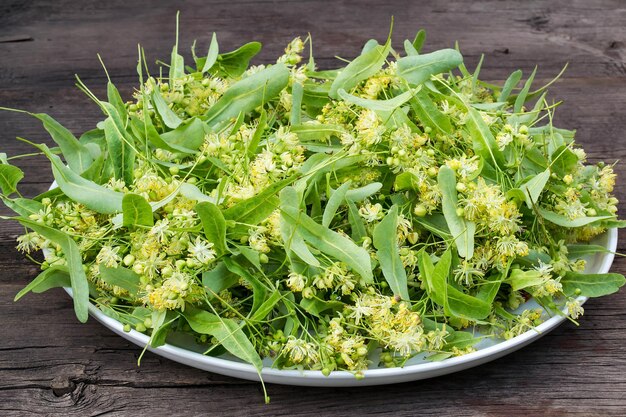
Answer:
[414,205,427,217]
[123,254,135,266]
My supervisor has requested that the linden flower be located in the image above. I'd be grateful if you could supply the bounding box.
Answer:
[446,155,479,179]
[355,109,385,146]
[426,326,449,351]
[146,271,194,311]
[248,228,270,253]
[279,89,292,111]
[226,184,256,204]
[282,336,319,365]
[387,328,425,356]
[348,295,376,325]
[495,235,529,259]
[359,202,384,222]
[396,214,413,243]
[96,245,121,268]
[275,126,300,149]
[566,298,585,319]
[286,272,306,292]
[599,165,616,193]
[187,236,216,265]
[555,197,587,220]
[16,232,40,253]
[277,37,305,66]
[149,219,172,243]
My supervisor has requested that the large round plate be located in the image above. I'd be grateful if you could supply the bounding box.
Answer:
[65,228,618,387]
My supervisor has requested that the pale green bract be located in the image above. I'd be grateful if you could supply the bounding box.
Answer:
[1,22,624,403]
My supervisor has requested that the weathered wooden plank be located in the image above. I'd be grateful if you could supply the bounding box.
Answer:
[0,0,625,87]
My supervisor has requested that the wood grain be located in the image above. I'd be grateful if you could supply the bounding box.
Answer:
[1,0,625,415]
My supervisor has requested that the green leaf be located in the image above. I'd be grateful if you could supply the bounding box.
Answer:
[499,69,522,102]
[372,205,410,300]
[446,285,492,321]
[205,64,289,127]
[36,143,123,214]
[98,264,141,295]
[329,42,390,99]
[397,49,463,86]
[31,113,93,173]
[445,330,481,349]
[550,146,578,177]
[514,67,537,113]
[103,117,134,185]
[183,306,263,371]
[300,298,343,317]
[520,169,550,209]
[0,164,23,195]
[122,193,154,227]
[323,180,351,227]
[279,186,320,267]
[338,88,415,111]
[0,196,43,217]
[291,123,344,141]
[426,249,449,306]
[567,244,611,258]
[507,269,545,291]
[80,152,105,183]
[196,201,228,256]
[537,208,613,228]
[15,266,71,301]
[213,42,262,78]
[107,81,127,125]
[290,82,303,125]
[510,92,546,125]
[476,276,502,305]
[169,16,184,80]
[394,171,420,191]
[422,250,452,307]
[149,313,177,348]
[201,32,220,73]
[404,40,419,56]
[160,117,210,152]
[17,218,89,322]
[222,257,268,316]
[250,291,282,322]
[438,166,475,259]
[414,214,452,238]
[152,89,182,129]
[561,272,625,297]
[345,182,382,202]
[347,199,367,243]
[202,262,239,296]
[236,245,263,271]
[466,107,505,170]
[247,109,267,158]
[409,90,453,134]
[179,183,217,203]
[281,204,373,282]
[412,29,427,52]
[130,115,196,154]
[302,81,331,112]
[223,176,294,227]
[374,106,417,132]
[361,39,379,54]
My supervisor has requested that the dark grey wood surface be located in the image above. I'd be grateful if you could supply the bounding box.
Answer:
[1,1,625,415]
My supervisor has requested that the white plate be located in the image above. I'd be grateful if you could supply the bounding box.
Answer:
[65,228,617,387]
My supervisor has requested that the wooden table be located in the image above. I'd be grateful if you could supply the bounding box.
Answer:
[1,1,625,415]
